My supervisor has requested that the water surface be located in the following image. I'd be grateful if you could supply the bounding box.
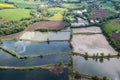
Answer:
[0,68,69,80]
[0,50,69,66]
[73,55,120,80]
[1,40,71,55]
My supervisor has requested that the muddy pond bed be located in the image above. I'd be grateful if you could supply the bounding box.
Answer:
[73,55,120,80]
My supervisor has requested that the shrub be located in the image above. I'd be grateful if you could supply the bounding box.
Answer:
[35,28,48,32]
[74,70,81,78]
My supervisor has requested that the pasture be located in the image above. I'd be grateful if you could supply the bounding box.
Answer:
[0,8,31,20]
[104,19,120,37]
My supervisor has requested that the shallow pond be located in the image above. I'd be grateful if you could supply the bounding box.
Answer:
[73,55,120,80]
[0,40,71,55]
[0,68,69,80]
[20,31,70,41]
[0,50,69,66]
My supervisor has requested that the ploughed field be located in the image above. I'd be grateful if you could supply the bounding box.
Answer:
[25,20,68,31]
[71,26,117,55]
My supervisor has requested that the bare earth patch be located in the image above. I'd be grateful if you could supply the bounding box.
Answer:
[0,32,22,39]
[25,20,68,31]
[0,19,9,24]
[72,26,102,34]
[71,34,117,55]
[20,31,70,42]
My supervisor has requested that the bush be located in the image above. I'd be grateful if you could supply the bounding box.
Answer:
[0,38,3,44]
[74,70,81,78]
[102,76,109,80]
[58,60,63,66]
[92,75,100,80]
[84,52,89,60]
[35,28,48,32]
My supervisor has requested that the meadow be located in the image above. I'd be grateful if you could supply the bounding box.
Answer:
[0,8,31,20]
[104,19,120,37]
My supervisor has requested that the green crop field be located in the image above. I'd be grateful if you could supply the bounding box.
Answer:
[49,13,63,20]
[0,8,31,20]
[14,2,38,8]
[104,19,120,37]
[49,8,67,14]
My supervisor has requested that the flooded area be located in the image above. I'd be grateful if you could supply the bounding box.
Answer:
[0,68,69,80]
[0,49,69,66]
[71,27,117,55]
[73,55,120,80]
[0,40,71,55]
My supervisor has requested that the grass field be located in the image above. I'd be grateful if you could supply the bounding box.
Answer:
[0,8,31,20]
[104,19,120,37]
[49,13,63,20]
[48,8,67,20]
[62,2,88,9]
[49,8,67,14]
[14,2,38,8]
[0,3,15,8]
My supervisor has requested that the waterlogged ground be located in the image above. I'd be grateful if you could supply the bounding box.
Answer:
[20,31,70,41]
[0,50,69,66]
[73,55,120,80]
[71,27,117,55]
[0,68,69,80]
[1,40,71,55]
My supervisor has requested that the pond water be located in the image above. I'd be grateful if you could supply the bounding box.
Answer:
[0,50,69,66]
[0,68,69,80]
[0,40,71,55]
[73,55,120,80]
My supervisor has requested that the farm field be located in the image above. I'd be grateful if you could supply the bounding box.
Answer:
[0,8,31,20]
[71,27,117,56]
[25,20,68,31]
[72,26,102,34]
[104,19,120,37]
[90,9,109,19]
[49,13,63,20]
[0,3,15,8]
[71,34,117,55]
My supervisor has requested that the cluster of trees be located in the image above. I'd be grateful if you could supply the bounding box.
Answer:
[0,16,44,36]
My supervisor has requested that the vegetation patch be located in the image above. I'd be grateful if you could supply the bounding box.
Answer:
[0,3,15,8]
[49,13,63,20]
[0,8,31,20]
[103,19,120,51]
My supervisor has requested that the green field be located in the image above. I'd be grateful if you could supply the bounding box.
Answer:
[14,2,38,8]
[49,8,67,14]
[49,13,63,20]
[62,2,88,9]
[104,19,120,37]
[0,8,31,20]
